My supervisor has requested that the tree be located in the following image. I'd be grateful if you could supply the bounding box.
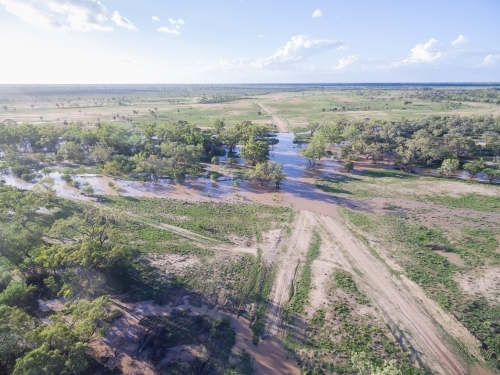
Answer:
[50,207,118,247]
[160,142,203,180]
[57,142,85,164]
[90,142,113,166]
[240,139,269,166]
[250,161,273,186]
[213,118,225,135]
[463,158,485,179]
[81,185,94,196]
[270,162,286,189]
[220,127,241,154]
[0,281,35,310]
[32,177,56,203]
[0,306,36,373]
[102,160,122,177]
[308,121,320,136]
[13,297,119,375]
[301,133,326,166]
[482,168,500,183]
[438,158,460,177]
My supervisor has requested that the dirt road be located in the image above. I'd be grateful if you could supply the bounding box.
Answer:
[314,213,474,375]
[258,102,289,132]
[265,211,314,336]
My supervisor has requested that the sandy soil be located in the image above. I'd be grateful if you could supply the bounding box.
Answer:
[455,267,500,305]
[258,102,289,132]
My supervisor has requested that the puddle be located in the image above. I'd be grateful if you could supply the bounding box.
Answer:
[434,250,465,266]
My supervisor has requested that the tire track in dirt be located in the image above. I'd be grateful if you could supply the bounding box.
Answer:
[265,211,314,336]
[315,213,469,375]
[258,102,289,132]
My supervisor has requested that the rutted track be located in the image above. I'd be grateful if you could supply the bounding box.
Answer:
[265,211,314,336]
[258,102,289,132]
[314,213,472,375]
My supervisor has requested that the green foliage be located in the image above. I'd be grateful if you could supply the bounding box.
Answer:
[0,281,35,310]
[351,352,403,375]
[344,159,354,172]
[438,158,460,177]
[0,305,37,373]
[240,139,269,166]
[288,232,321,313]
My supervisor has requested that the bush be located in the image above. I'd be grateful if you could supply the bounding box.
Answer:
[211,156,219,165]
[344,160,354,172]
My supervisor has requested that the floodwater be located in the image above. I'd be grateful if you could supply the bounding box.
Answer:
[434,250,465,267]
[2,132,347,219]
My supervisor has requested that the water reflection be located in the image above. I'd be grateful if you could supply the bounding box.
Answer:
[2,133,364,218]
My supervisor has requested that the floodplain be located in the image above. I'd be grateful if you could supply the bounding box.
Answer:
[0,84,499,375]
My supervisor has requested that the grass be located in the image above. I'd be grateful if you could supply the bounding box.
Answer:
[102,195,292,242]
[287,231,321,313]
[340,208,500,368]
[332,270,369,304]
[427,194,500,212]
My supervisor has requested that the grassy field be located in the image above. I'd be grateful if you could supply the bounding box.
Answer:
[1,85,498,131]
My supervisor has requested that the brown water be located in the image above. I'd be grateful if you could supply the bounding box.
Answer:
[435,250,465,266]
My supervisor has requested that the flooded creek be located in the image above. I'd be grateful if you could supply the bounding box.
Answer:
[2,132,347,218]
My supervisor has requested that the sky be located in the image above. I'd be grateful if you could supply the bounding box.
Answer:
[0,0,499,84]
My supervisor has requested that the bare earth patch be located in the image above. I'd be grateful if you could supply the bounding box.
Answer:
[455,267,500,305]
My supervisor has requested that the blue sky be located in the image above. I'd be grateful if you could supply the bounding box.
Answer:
[0,0,499,83]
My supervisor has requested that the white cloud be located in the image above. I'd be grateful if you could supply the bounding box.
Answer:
[333,55,358,70]
[0,0,113,31]
[254,35,347,69]
[0,0,67,30]
[152,16,160,22]
[111,10,137,30]
[168,18,185,26]
[46,0,112,31]
[451,35,467,46]
[157,26,180,35]
[481,54,500,67]
[258,34,265,38]
[312,9,322,18]
[402,38,442,64]
[157,18,185,34]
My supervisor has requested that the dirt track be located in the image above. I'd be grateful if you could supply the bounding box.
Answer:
[265,211,314,336]
[263,210,481,374]
[258,102,289,132]
[314,213,475,375]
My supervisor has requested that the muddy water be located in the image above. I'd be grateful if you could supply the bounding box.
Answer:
[434,250,465,267]
[2,133,348,219]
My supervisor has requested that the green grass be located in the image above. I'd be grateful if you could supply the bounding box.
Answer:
[102,195,292,242]
[426,194,500,212]
[332,270,369,304]
[287,231,321,313]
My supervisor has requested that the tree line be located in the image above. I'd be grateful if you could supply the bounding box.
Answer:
[299,115,500,180]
